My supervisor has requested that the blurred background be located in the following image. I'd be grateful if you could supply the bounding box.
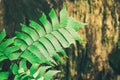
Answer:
[0,0,120,80]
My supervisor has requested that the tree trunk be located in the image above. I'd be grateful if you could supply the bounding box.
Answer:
[0,0,4,32]
[61,0,120,80]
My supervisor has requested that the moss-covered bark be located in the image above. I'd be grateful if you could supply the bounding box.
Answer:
[0,0,4,32]
[63,0,120,80]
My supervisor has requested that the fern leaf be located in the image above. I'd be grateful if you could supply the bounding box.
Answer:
[65,27,83,43]
[29,20,46,36]
[14,39,27,51]
[39,37,62,62]
[0,38,14,50]
[33,66,51,78]
[29,64,39,75]
[44,70,60,80]
[60,6,68,27]
[21,50,43,64]
[49,8,59,30]
[21,24,39,41]
[67,17,86,31]
[28,45,49,64]
[40,13,52,33]
[33,42,57,65]
[45,34,67,56]
[0,29,20,61]
[15,32,33,46]
[0,53,7,62]
[0,72,9,80]
[51,31,69,47]
[10,60,59,80]
[58,28,75,44]
[4,46,19,55]
[10,63,19,74]
[19,59,27,72]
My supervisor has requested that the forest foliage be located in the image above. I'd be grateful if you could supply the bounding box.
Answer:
[0,6,84,80]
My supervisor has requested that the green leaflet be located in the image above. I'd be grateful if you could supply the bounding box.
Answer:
[29,20,46,37]
[39,37,62,62]
[58,28,75,44]
[0,55,7,62]
[33,66,51,79]
[40,13,52,33]
[51,31,69,48]
[60,6,68,27]
[49,8,59,30]
[16,32,33,46]
[0,51,2,56]
[10,63,19,74]
[44,70,60,80]
[21,24,39,41]
[19,59,27,72]
[0,38,14,50]
[30,64,39,76]
[67,17,86,31]
[21,50,42,64]
[8,52,21,60]
[45,34,67,56]
[14,39,28,51]
[4,46,19,55]
[33,42,56,65]
[0,72,9,80]
[65,27,83,43]
[28,45,49,64]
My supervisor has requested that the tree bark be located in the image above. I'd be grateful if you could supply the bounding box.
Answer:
[0,0,4,32]
[62,0,120,80]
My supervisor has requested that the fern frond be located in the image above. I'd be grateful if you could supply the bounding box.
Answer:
[0,29,20,61]
[14,6,85,66]
[10,59,60,80]
[0,6,85,80]
[0,29,19,80]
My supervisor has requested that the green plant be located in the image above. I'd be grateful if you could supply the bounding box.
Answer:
[0,6,85,80]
